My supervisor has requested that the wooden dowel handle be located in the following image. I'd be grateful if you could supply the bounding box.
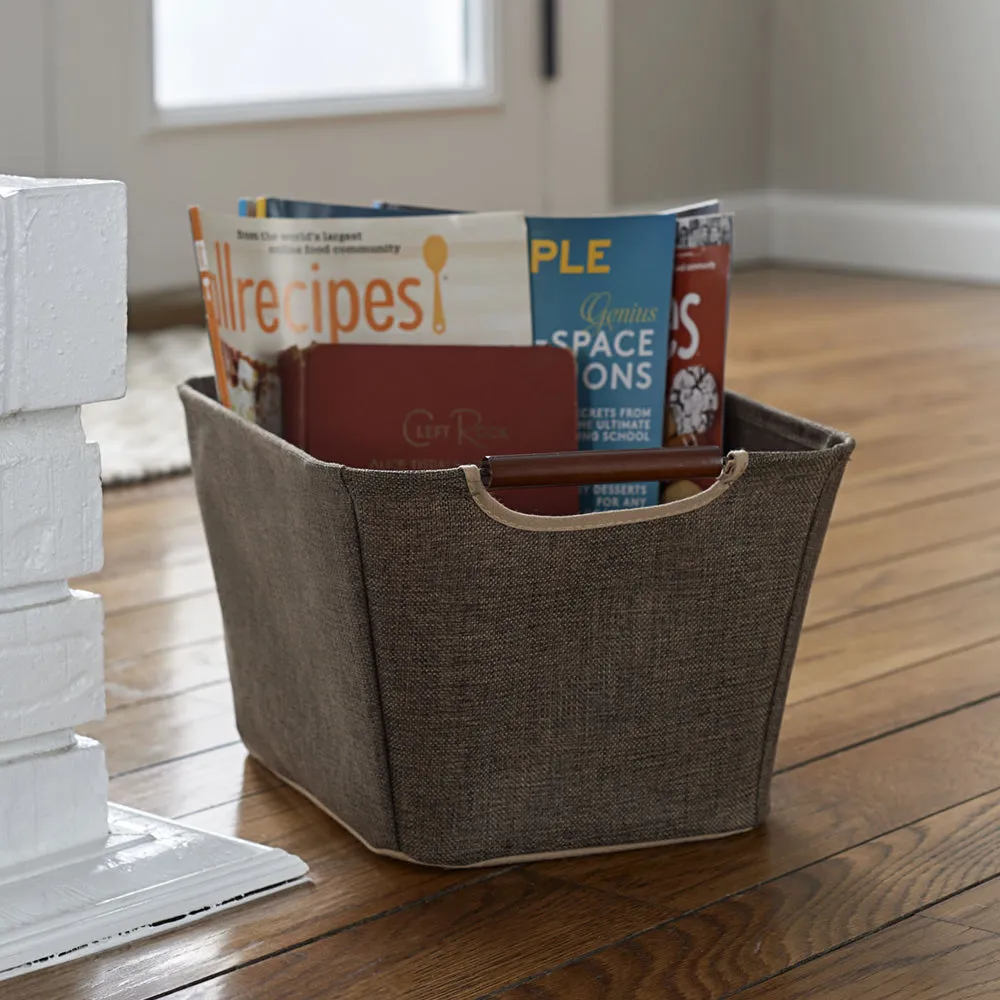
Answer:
[480,447,725,489]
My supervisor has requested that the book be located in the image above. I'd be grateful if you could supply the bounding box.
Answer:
[664,213,734,500]
[189,207,534,433]
[528,215,677,511]
[279,343,581,514]
[245,197,679,512]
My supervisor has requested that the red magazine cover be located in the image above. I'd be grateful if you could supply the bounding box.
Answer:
[279,343,580,514]
[665,214,733,498]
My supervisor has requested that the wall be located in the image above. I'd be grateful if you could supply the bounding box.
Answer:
[771,0,1000,204]
[35,0,610,294]
[0,2,47,176]
[767,0,1000,281]
[611,0,771,207]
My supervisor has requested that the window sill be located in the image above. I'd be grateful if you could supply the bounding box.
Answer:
[145,84,501,133]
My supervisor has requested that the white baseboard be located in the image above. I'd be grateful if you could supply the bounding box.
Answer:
[718,191,771,264]
[1,803,308,981]
[769,191,1000,284]
[620,189,1000,284]
[616,190,771,265]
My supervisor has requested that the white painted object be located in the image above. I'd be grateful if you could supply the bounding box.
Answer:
[0,408,102,587]
[0,805,308,981]
[0,176,308,982]
[0,591,104,743]
[0,176,127,415]
[0,737,109,868]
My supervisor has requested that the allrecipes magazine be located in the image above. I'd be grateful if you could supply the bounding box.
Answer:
[189,207,534,433]
[233,198,680,511]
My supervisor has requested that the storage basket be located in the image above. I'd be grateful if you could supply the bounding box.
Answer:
[180,377,853,868]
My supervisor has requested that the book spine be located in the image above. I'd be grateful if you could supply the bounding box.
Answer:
[665,214,734,497]
[278,347,309,452]
[188,206,232,409]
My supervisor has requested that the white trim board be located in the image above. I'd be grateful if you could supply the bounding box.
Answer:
[620,190,1000,284]
[769,192,1000,284]
[0,803,308,982]
[615,191,771,265]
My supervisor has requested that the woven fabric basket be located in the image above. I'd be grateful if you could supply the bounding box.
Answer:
[180,377,853,868]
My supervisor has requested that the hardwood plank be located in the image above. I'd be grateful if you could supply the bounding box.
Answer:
[830,447,1000,524]
[98,516,208,581]
[804,532,1000,628]
[102,591,223,664]
[496,788,1000,998]
[925,876,1000,936]
[108,742,274,819]
[790,574,1000,704]
[25,268,1000,999]
[733,368,997,440]
[157,869,665,1000]
[70,696,1000,999]
[80,556,215,617]
[3,797,556,1000]
[103,637,229,711]
[100,474,196,510]
[731,917,1000,999]
[835,420,1000,481]
[101,486,200,535]
[816,484,1000,579]
[776,639,1000,771]
[80,686,238,776]
[534,698,1000,911]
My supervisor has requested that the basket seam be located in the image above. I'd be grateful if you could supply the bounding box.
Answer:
[728,407,852,452]
[340,467,404,854]
[755,457,845,820]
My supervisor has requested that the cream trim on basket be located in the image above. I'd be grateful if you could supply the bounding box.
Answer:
[462,449,749,532]
[253,751,753,869]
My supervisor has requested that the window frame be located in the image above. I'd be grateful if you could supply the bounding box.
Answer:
[142,0,499,132]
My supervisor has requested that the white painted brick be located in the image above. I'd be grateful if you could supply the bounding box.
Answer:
[0,591,104,743]
[0,176,126,415]
[0,736,108,870]
[0,407,102,586]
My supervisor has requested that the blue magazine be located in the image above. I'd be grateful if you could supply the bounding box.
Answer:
[240,198,676,510]
[527,215,676,510]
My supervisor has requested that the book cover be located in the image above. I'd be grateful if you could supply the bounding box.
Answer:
[189,207,534,432]
[255,197,443,219]
[279,343,580,515]
[664,213,734,499]
[248,199,682,511]
[528,215,677,511]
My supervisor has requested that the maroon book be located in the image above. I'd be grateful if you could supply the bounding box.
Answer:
[279,343,580,514]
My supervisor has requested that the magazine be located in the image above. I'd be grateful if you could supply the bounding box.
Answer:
[242,197,678,511]
[664,213,734,499]
[189,207,534,432]
[527,215,676,510]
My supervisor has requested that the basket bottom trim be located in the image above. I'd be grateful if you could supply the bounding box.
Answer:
[250,751,756,869]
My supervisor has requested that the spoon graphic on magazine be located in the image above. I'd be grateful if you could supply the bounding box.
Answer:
[422,235,448,334]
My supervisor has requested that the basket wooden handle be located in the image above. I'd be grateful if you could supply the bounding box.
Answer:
[480,446,725,489]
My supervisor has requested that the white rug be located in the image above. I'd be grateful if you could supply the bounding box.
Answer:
[81,328,215,485]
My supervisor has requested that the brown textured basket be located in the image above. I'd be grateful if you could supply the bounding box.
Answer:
[180,377,853,868]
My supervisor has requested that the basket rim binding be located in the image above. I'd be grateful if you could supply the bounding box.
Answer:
[460,451,750,533]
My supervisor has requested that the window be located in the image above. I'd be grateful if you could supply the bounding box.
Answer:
[151,0,492,123]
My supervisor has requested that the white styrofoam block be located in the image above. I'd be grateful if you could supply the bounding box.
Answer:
[0,736,108,869]
[0,407,102,586]
[0,176,126,415]
[0,581,70,613]
[0,730,74,765]
[0,804,308,980]
[0,591,104,743]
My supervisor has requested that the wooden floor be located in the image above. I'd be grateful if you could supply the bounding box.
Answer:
[9,267,1000,999]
